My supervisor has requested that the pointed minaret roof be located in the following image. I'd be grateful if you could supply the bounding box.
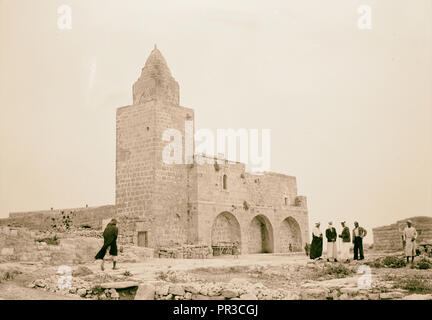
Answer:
[133,46,179,106]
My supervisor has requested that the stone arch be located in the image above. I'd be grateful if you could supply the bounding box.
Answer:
[211,212,241,246]
[248,215,274,253]
[279,216,302,253]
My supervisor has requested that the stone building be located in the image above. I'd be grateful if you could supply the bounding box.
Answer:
[2,46,310,255]
[115,46,309,254]
[373,216,432,251]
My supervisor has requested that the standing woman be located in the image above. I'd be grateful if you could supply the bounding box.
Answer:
[310,222,323,260]
[95,218,119,271]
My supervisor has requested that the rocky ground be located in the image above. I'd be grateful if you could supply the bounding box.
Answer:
[1,251,431,300]
[1,226,432,300]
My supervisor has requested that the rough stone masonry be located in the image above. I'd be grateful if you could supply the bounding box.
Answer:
[2,46,310,255]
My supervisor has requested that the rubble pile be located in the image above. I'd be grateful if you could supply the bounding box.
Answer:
[29,268,132,300]
[153,278,297,300]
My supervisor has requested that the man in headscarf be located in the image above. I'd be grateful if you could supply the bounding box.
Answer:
[95,218,119,271]
[338,221,351,262]
[326,222,338,262]
[310,222,323,260]
[352,221,367,260]
[402,220,417,264]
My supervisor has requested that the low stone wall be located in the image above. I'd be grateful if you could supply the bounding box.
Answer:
[373,216,432,251]
[0,205,116,231]
[158,245,213,259]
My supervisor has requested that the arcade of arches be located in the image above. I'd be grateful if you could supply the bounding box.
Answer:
[210,212,303,254]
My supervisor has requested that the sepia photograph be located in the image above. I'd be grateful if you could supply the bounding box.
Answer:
[0,0,431,311]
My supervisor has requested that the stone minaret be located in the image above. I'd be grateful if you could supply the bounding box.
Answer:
[116,46,195,248]
[132,45,180,106]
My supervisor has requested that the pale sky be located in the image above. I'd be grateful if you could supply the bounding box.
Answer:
[0,0,431,242]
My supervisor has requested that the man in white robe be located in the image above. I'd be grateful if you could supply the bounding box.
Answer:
[338,221,351,262]
[402,220,417,264]
[326,222,338,262]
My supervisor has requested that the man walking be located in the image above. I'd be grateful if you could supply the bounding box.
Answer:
[95,218,119,271]
[402,220,417,264]
[339,221,351,262]
[352,221,367,260]
[326,222,338,262]
[310,222,323,260]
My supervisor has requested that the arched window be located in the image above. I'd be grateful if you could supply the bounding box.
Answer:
[223,174,228,190]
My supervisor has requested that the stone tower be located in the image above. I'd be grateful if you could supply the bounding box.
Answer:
[116,46,195,248]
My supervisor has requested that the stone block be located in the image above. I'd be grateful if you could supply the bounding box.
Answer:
[135,283,155,300]
[169,284,185,296]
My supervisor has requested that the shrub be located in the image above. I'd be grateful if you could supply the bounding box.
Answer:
[414,258,432,270]
[397,277,432,294]
[313,264,354,280]
[367,255,406,268]
[36,235,59,245]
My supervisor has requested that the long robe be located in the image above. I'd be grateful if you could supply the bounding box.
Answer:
[95,222,118,260]
[310,227,323,259]
[403,226,417,257]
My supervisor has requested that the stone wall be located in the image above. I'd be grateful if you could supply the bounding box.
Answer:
[190,156,309,254]
[0,205,115,231]
[115,99,194,248]
[373,216,432,251]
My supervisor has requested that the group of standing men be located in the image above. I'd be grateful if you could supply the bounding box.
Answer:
[309,221,367,262]
[310,219,419,264]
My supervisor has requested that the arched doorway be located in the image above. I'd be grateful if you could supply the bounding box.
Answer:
[211,212,241,248]
[248,215,274,253]
[279,217,302,253]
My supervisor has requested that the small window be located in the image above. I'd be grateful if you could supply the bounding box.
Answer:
[284,197,288,205]
[223,174,228,190]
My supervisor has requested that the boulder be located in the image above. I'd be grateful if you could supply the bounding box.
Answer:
[156,284,170,296]
[184,283,200,294]
[135,283,155,300]
[222,289,238,299]
[169,284,185,296]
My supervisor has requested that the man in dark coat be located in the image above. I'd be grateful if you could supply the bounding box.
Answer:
[352,221,367,260]
[310,222,323,260]
[95,219,119,271]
